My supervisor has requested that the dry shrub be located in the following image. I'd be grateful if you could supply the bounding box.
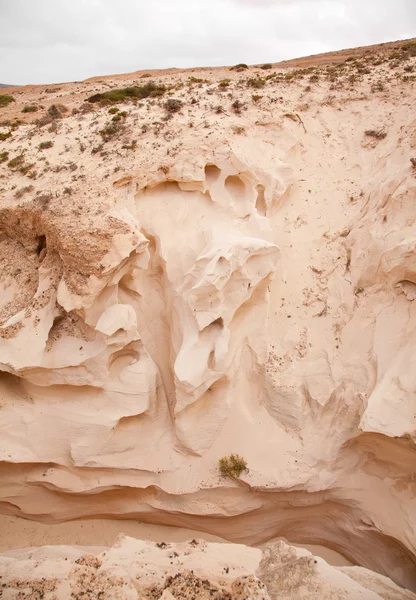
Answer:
[219,454,248,478]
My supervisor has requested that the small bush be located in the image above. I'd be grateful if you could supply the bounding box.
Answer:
[402,42,416,56]
[188,76,204,83]
[219,454,248,478]
[0,131,11,141]
[111,110,127,121]
[7,153,34,176]
[247,77,265,89]
[87,82,166,105]
[22,105,38,113]
[230,63,248,72]
[108,107,119,114]
[365,129,387,140]
[0,151,9,163]
[48,104,63,118]
[252,94,262,102]
[39,141,53,149]
[7,154,25,170]
[219,79,231,88]
[164,98,183,113]
[0,94,15,108]
[63,187,72,195]
[260,63,273,70]
[231,99,244,114]
[15,185,34,199]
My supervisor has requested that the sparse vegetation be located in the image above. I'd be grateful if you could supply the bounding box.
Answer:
[260,63,273,70]
[87,82,167,105]
[411,158,416,169]
[0,94,15,108]
[0,131,11,141]
[0,151,9,163]
[111,110,128,121]
[7,154,34,176]
[402,42,416,56]
[247,77,265,89]
[63,187,72,195]
[231,99,244,114]
[164,98,183,113]
[22,105,38,113]
[48,104,65,118]
[219,454,248,479]
[365,129,387,140]
[252,94,262,103]
[7,154,25,170]
[39,141,54,150]
[15,185,34,199]
[99,120,123,141]
[230,63,248,72]
[218,79,231,88]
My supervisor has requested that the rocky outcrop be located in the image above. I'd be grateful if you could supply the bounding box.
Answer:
[1,536,414,599]
[0,44,415,593]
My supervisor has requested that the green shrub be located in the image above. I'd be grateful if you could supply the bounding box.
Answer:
[260,63,273,70]
[0,95,15,108]
[219,454,248,478]
[218,79,231,88]
[108,107,119,114]
[39,141,53,149]
[87,82,166,105]
[247,77,266,89]
[22,105,38,113]
[0,131,11,141]
[230,63,248,71]
[7,154,25,170]
[0,151,9,163]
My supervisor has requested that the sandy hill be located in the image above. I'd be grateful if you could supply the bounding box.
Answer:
[0,39,416,598]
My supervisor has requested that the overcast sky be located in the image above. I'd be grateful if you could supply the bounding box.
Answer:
[1,0,415,85]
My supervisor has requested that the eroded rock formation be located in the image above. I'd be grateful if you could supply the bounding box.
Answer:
[1,536,414,599]
[0,41,415,593]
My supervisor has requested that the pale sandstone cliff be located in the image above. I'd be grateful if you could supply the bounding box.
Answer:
[0,40,415,594]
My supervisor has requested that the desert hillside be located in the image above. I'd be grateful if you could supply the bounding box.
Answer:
[0,39,416,598]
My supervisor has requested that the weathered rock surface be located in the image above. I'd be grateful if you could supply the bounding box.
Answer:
[0,536,414,599]
[0,41,415,593]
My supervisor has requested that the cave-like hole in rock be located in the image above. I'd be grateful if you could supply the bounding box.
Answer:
[204,164,221,185]
[224,175,246,202]
[255,185,267,216]
[35,235,46,256]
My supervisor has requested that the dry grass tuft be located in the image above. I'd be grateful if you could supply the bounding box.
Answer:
[219,454,248,478]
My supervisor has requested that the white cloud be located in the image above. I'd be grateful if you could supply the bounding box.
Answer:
[0,0,414,84]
